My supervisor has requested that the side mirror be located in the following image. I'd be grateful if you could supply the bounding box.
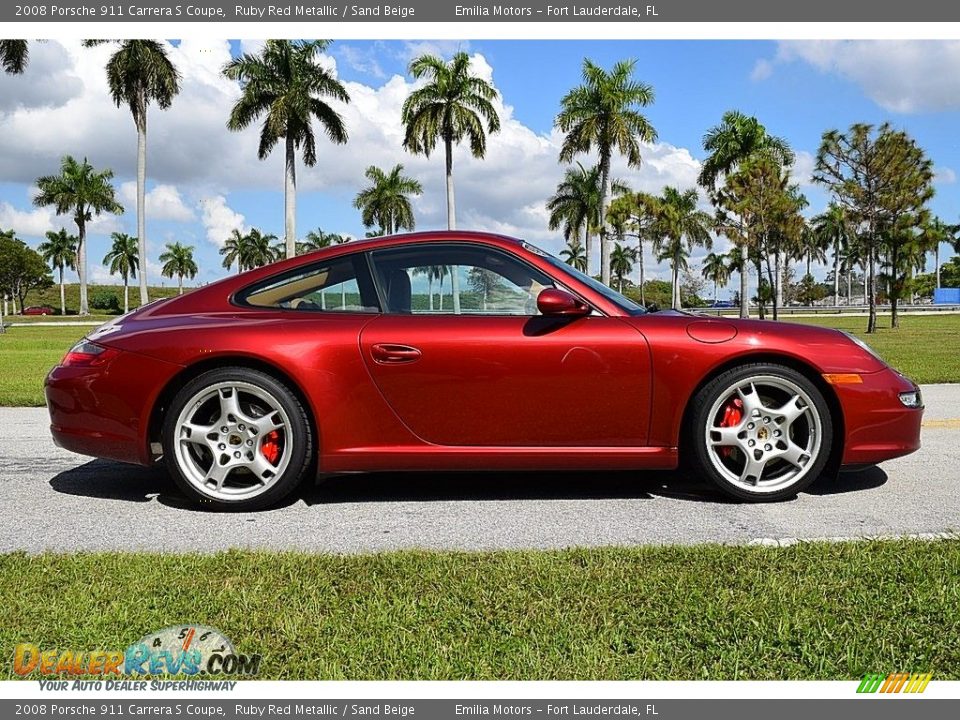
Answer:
[537,288,591,317]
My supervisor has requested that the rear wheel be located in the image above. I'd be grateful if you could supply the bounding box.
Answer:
[689,363,833,502]
[162,367,313,510]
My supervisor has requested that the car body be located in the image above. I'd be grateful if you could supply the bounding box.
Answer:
[23,305,56,316]
[45,231,923,509]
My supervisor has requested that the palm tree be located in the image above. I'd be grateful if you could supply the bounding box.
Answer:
[353,164,423,235]
[401,51,500,232]
[559,239,587,273]
[557,58,656,287]
[103,232,139,314]
[37,229,77,316]
[649,187,713,310]
[725,246,748,312]
[298,228,347,254]
[245,228,278,268]
[1,40,29,74]
[159,242,197,294]
[701,251,729,303]
[84,40,181,307]
[412,265,449,312]
[220,229,247,273]
[920,217,959,291]
[548,163,630,278]
[699,110,794,190]
[609,243,635,292]
[224,40,350,259]
[812,202,849,306]
[33,156,123,316]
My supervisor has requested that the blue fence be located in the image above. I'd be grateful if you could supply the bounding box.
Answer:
[934,288,960,304]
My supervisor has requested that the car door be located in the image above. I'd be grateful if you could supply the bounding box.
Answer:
[358,242,651,447]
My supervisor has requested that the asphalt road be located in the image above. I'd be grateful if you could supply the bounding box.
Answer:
[1,385,958,554]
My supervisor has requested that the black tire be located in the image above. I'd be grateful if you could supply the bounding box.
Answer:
[688,363,833,502]
[162,367,313,511]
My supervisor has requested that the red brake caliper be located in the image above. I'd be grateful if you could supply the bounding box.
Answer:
[719,398,743,457]
[260,431,281,465]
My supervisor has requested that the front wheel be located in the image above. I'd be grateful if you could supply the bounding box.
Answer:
[162,367,313,510]
[688,363,833,502]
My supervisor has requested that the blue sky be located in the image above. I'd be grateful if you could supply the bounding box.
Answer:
[1,39,958,298]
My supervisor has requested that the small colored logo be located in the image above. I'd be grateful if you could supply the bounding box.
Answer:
[857,672,932,694]
[13,625,260,677]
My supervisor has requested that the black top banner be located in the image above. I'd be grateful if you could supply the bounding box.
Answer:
[5,0,960,23]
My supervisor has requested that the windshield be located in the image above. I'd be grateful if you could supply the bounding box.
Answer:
[539,251,647,316]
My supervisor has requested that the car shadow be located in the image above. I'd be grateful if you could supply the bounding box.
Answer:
[49,459,886,511]
[808,465,889,495]
[301,469,729,505]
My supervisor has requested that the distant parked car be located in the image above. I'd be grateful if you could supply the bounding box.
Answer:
[23,305,56,316]
[709,300,735,308]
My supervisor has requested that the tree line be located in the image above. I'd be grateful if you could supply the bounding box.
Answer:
[2,40,959,331]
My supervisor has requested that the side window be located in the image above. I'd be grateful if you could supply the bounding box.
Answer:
[237,255,377,312]
[370,244,556,315]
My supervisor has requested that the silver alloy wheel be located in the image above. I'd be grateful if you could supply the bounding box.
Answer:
[703,374,823,494]
[172,380,293,501]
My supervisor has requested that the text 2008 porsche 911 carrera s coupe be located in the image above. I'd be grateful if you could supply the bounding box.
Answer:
[45,231,923,510]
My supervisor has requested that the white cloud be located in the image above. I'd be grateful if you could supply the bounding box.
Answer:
[119,183,195,222]
[199,195,246,247]
[935,166,957,185]
[750,58,774,82]
[0,41,705,281]
[0,41,82,113]
[792,150,816,187]
[768,40,960,113]
[337,44,386,79]
[0,202,61,237]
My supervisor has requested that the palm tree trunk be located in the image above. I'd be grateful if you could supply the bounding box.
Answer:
[178,274,183,295]
[451,266,461,314]
[672,249,681,310]
[137,110,149,306]
[444,135,456,230]
[123,275,129,315]
[59,267,66,316]
[599,151,612,287]
[285,135,297,259]
[847,267,852,304]
[585,227,593,277]
[833,240,840,307]
[739,260,748,319]
[637,240,645,307]
[428,277,434,312]
[775,251,785,312]
[936,243,941,289]
[77,216,88,316]
[867,248,877,334]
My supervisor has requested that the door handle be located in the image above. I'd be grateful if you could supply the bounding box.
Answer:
[370,343,422,364]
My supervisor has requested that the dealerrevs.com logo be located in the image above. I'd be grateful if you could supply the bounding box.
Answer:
[13,625,261,678]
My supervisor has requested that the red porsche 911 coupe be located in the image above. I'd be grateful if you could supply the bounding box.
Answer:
[45,231,923,510]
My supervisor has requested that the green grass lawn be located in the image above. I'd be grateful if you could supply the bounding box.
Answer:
[782,314,960,385]
[14,283,185,316]
[2,541,958,680]
[1,313,957,407]
[0,326,88,406]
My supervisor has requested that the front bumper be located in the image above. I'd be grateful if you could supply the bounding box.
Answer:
[835,366,923,466]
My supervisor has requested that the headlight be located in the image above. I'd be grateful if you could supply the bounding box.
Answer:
[841,331,886,365]
[899,390,923,408]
